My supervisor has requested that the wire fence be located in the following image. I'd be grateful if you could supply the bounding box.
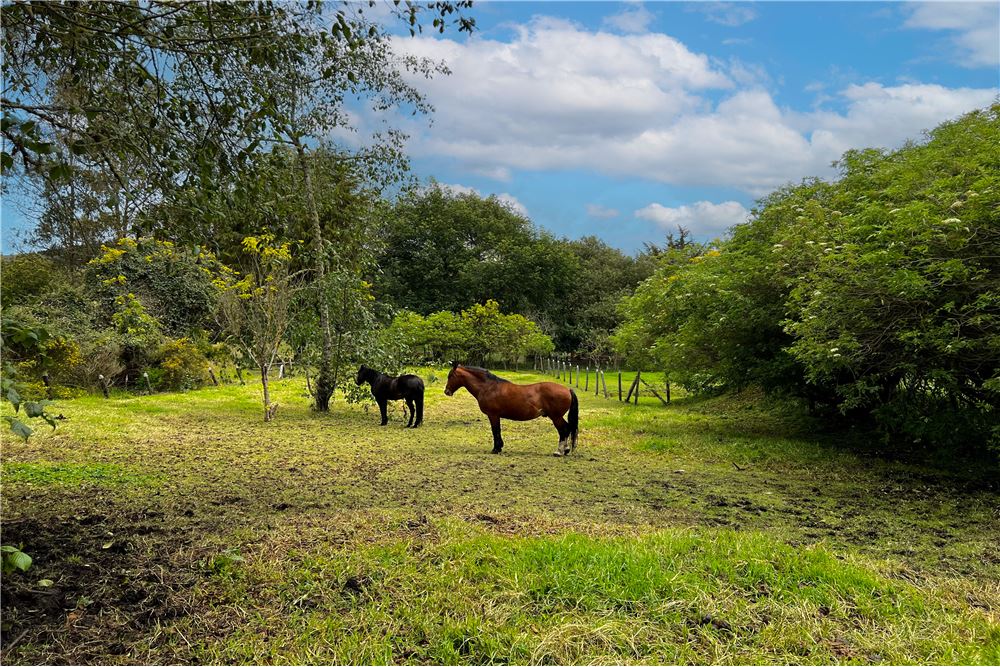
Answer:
[540,359,674,407]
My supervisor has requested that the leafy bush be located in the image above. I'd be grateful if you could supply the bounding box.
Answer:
[614,104,1000,452]
[87,237,225,337]
[388,300,554,367]
[0,253,63,306]
[155,338,209,391]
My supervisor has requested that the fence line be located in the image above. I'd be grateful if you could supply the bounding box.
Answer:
[542,357,672,407]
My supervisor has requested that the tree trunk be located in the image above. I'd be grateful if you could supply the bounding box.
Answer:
[261,365,270,420]
[294,138,334,411]
[261,364,273,422]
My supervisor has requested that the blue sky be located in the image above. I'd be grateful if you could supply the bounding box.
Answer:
[383,1,998,251]
[2,1,998,254]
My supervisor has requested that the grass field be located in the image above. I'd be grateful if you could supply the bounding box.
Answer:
[2,369,998,664]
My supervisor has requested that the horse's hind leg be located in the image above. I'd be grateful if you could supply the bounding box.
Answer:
[405,398,415,427]
[551,416,571,456]
[415,392,424,427]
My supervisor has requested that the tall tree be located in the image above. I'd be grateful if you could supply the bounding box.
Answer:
[3,0,474,411]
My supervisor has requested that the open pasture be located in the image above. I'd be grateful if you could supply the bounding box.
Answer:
[2,370,999,664]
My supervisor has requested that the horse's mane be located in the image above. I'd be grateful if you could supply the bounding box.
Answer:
[462,366,510,384]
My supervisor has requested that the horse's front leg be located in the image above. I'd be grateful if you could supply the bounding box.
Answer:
[489,415,504,454]
[378,398,389,426]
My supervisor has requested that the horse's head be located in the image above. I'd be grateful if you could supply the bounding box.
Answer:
[355,365,369,386]
[444,361,463,396]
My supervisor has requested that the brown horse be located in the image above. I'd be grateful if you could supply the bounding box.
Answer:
[444,362,578,456]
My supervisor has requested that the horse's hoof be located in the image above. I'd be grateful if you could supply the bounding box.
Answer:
[553,452,563,457]
[491,449,502,455]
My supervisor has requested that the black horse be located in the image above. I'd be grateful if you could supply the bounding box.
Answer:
[355,365,425,427]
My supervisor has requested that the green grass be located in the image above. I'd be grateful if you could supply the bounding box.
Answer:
[2,461,161,487]
[2,369,998,664]
[185,524,998,665]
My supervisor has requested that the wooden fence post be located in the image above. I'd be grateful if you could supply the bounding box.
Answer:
[639,376,669,406]
[143,371,153,395]
[618,373,623,401]
[575,365,580,388]
[625,373,638,402]
[98,374,110,399]
[208,366,219,386]
[602,370,609,398]
[634,370,641,404]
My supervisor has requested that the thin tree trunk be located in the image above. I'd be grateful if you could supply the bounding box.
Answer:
[294,138,334,411]
[261,365,270,421]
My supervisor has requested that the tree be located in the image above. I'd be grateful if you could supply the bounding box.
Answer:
[3,2,475,412]
[783,106,1000,446]
[215,236,299,422]
[613,103,1000,451]
[387,301,553,368]
[378,185,577,316]
[551,235,656,355]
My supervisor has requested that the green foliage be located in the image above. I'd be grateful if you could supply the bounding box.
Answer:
[0,254,63,305]
[1,545,32,575]
[614,104,1000,451]
[388,300,554,366]
[155,338,210,392]
[782,107,1000,447]
[379,184,578,317]
[379,189,653,357]
[3,1,473,253]
[552,235,658,355]
[215,236,299,420]
[87,237,225,337]
[1,315,61,440]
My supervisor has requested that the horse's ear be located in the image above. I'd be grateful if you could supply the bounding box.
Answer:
[450,360,459,369]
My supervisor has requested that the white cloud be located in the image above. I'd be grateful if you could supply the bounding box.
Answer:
[496,192,529,217]
[798,83,997,163]
[688,2,758,27]
[635,201,749,237]
[904,2,999,68]
[470,165,512,182]
[603,3,655,34]
[586,203,620,219]
[437,183,529,217]
[392,18,997,197]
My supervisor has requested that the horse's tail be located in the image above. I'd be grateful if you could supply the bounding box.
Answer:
[568,389,579,451]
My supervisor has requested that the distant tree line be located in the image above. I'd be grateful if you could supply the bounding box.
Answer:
[377,182,658,359]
